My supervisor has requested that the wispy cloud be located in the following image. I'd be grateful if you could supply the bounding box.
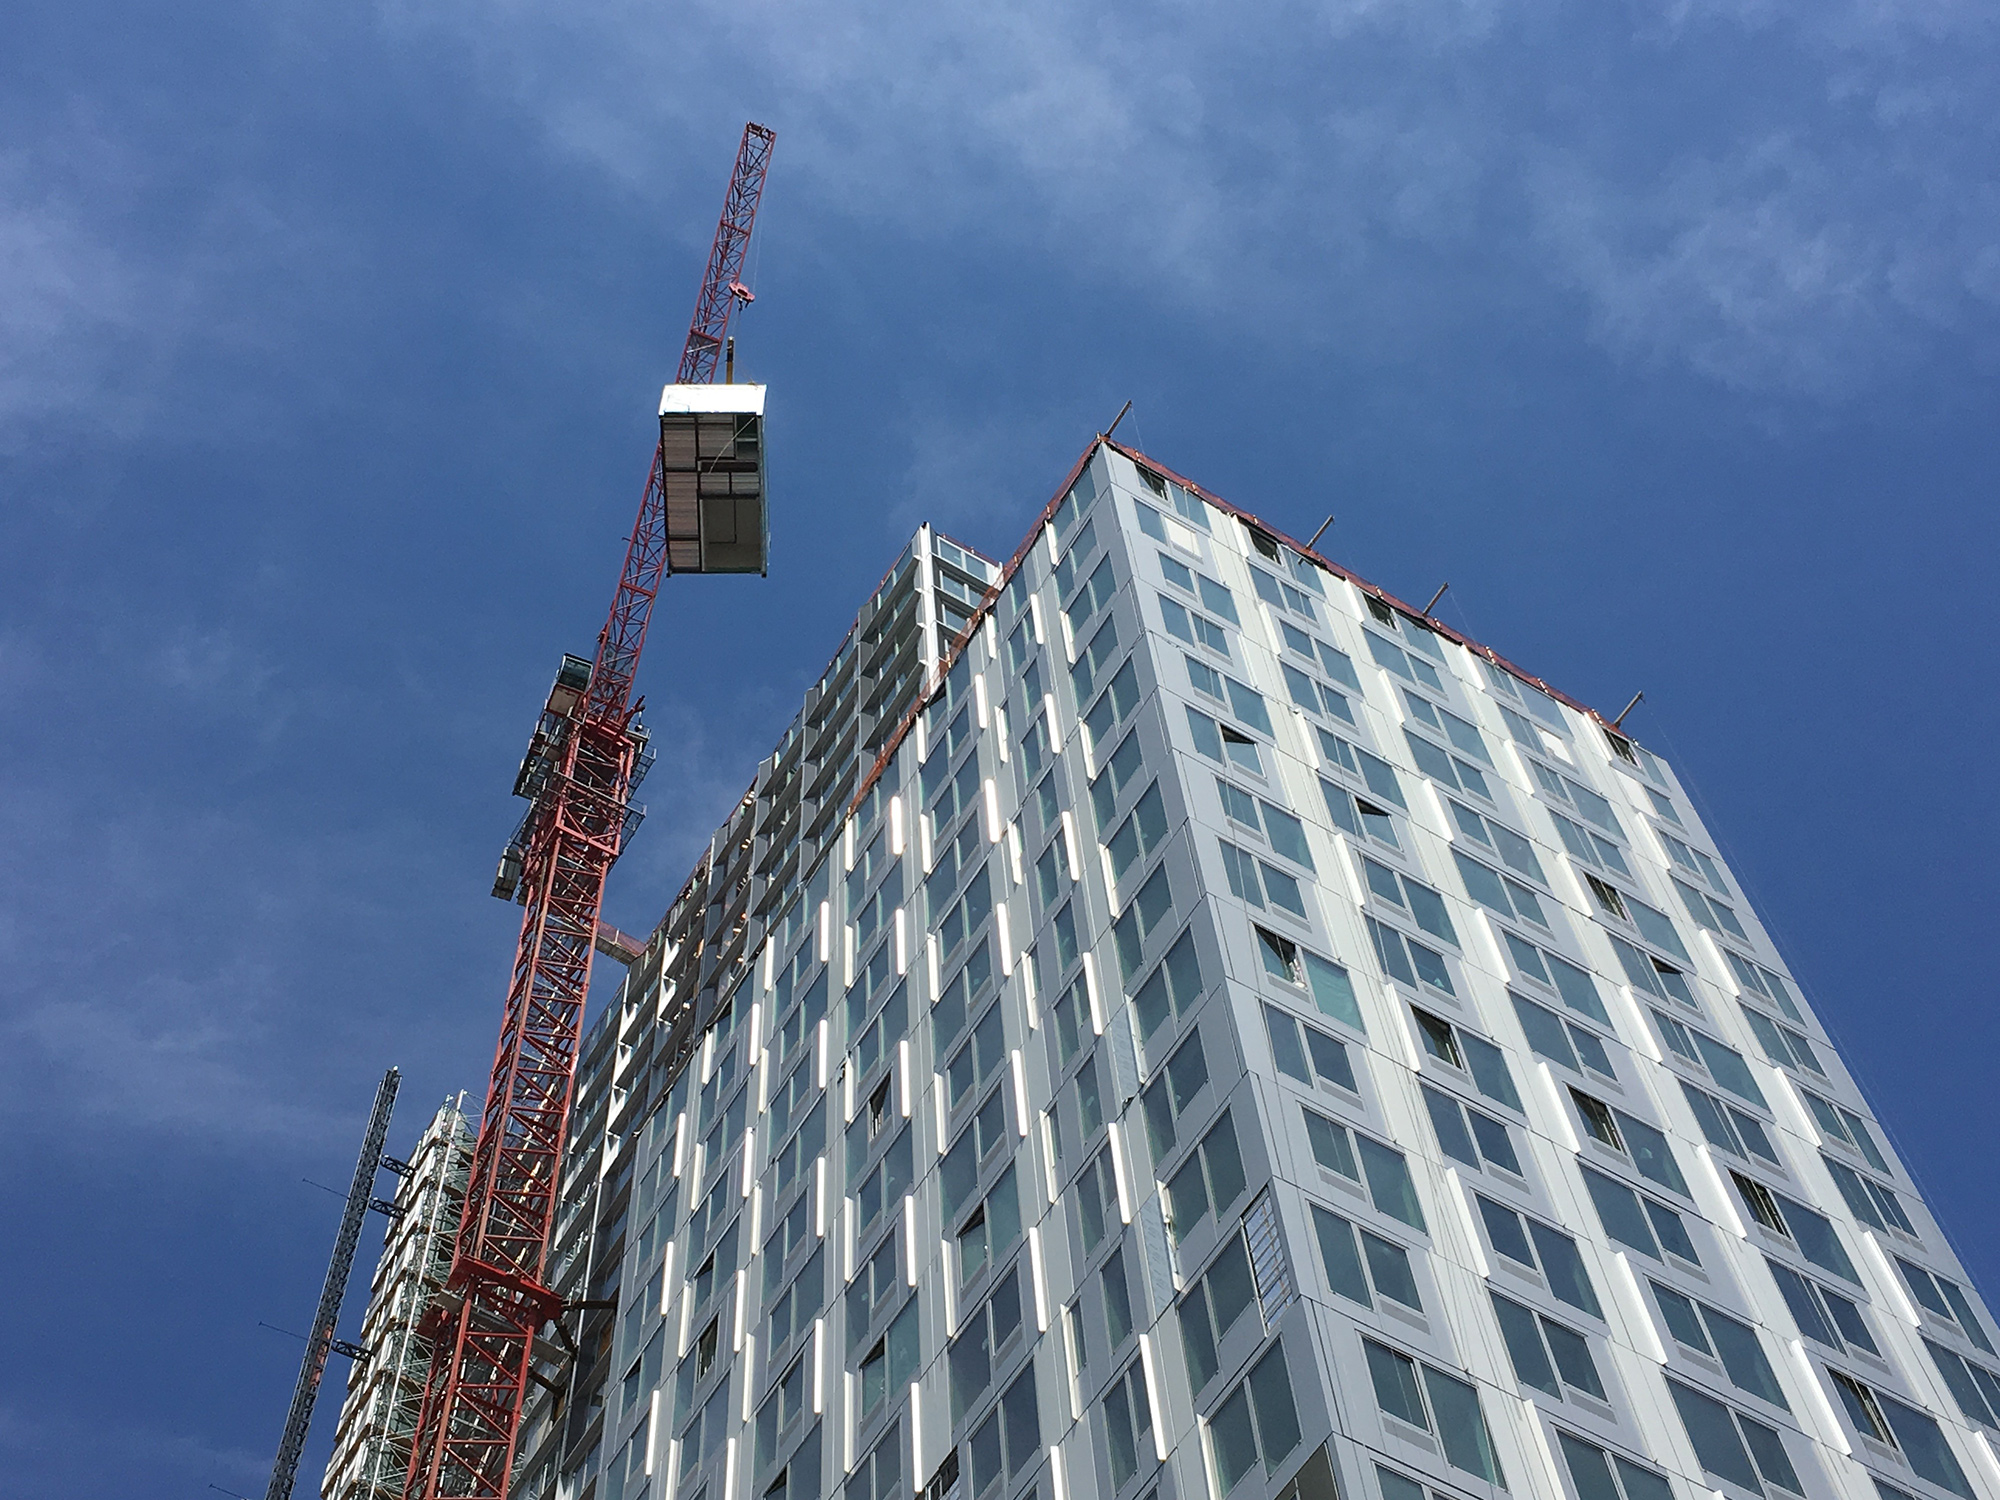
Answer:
[0,101,375,450]
[0,605,482,1155]
[375,0,2000,396]
[0,787,356,1149]
[0,151,148,443]
[4,0,1991,455]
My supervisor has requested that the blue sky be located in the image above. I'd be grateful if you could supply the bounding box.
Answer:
[3,0,1997,1492]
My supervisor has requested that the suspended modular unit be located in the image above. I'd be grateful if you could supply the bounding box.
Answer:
[658,382,768,576]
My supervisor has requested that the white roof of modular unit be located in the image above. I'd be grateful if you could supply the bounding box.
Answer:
[659,382,767,417]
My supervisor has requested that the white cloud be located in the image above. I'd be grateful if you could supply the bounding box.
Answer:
[0,157,148,442]
[2,0,1994,452]
[1526,126,2000,393]
[375,0,2000,397]
[0,118,374,450]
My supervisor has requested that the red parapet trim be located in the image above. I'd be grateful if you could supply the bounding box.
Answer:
[637,426,1625,1048]
[1099,438,1616,731]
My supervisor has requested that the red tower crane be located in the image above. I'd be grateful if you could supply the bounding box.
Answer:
[403,121,775,1499]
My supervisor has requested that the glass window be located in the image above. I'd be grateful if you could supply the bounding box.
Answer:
[1113,866,1175,982]
[1570,1091,1688,1196]
[1175,1230,1258,1387]
[1666,1379,1799,1496]
[1503,933,1609,1024]
[1922,1337,2000,1432]
[1454,849,1550,928]
[1476,1195,1601,1315]
[1366,631,1444,693]
[1107,783,1170,883]
[1318,732,1409,813]
[1825,1156,1915,1237]
[1220,838,1309,919]
[1764,1259,1876,1355]
[947,1265,1022,1421]
[1165,1110,1248,1244]
[1310,1203,1420,1312]
[1208,1342,1302,1495]
[1422,1085,1521,1175]
[1448,800,1547,882]
[1362,858,1457,945]
[1367,918,1455,998]
[1363,1341,1505,1485]
[1730,1173,1859,1283]
[1248,561,1320,623]
[1187,704,1264,776]
[847,1425,902,1500]
[1557,1433,1675,1500]
[1682,1082,1780,1167]
[1302,1108,1425,1231]
[1651,1282,1789,1408]
[1513,992,1615,1081]
[1083,659,1141,754]
[1103,1356,1154,1489]
[1139,1030,1211,1156]
[1403,727,1491,800]
[1131,926,1203,1044]
[1491,1290,1607,1402]
[1090,731,1147,831]
[1321,775,1401,849]
[1283,659,1355,725]
[1581,1167,1700,1265]
[1551,807,1632,878]
[1159,591,1233,657]
[1829,1374,1975,1499]
[1264,1004,1357,1091]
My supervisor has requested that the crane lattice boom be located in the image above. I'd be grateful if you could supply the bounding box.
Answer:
[677,123,775,386]
[403,122,774,1500]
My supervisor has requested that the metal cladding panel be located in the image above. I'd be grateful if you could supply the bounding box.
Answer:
[657,397,767,576]
[658,381,767,416]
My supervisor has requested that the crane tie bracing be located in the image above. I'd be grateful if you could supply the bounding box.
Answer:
[403,121,775,1500]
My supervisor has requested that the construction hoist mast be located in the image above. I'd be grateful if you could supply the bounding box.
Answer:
[403,121,775,1499]
[264,1067,403,1500]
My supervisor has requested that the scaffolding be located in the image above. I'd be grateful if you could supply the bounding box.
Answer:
[320,1097,474,1500]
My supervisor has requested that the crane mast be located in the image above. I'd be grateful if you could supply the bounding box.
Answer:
[403,122,775,1499]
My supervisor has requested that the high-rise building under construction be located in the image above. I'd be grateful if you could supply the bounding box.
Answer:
[323,1096,475,1500]
[502,438,1999,1500]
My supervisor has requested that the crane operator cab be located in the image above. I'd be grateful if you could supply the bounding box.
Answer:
[658,382,768,575]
